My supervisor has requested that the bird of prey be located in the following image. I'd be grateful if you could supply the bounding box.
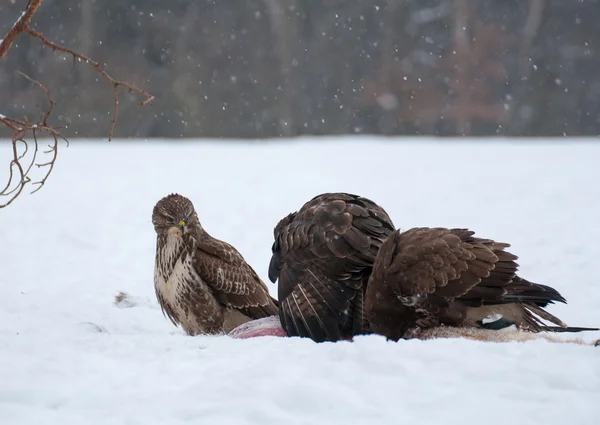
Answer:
[268,192,395,342]
[152,193,278,336]
[365,227,599,341]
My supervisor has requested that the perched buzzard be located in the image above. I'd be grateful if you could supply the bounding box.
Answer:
[152,194,278,336]
[268,192,395,342]
[365,227,599,341]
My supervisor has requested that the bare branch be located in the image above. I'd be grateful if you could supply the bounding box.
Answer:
[1,132,28,208]
[1,0,154,208]
[23,130,40,177]
[1,73,67,208]
[0,0,42,60]
[17,71,55,123]
[30,134,58,194]
[23,26,155,140]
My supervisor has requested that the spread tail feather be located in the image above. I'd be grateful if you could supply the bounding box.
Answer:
[524,303,598,333]
[523,303,567,328]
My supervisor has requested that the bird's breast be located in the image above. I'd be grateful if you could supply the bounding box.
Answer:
[154,237,202,306]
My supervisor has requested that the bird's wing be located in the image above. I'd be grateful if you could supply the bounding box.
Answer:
[378,227,517,303]
[374,227,570,329]
[192,235,279,318]
[269,192,394,341]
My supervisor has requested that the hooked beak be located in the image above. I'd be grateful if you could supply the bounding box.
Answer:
[178,219,185,234]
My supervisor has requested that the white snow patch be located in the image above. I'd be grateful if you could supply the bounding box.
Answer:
[1,137,599,425]
[482,313,503,324]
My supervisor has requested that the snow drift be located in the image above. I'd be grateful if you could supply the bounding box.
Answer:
[1,137,599,425]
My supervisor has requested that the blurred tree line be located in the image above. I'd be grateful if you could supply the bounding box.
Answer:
[1,0,599,139]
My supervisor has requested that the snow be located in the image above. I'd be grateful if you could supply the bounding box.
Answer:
[1,137,600,425]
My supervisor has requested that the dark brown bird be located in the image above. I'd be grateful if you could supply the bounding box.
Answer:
[365,227,599,341]
[268,192,395,342]
[152,194,278,336]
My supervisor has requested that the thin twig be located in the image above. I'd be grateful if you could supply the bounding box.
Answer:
[23,27,154,140]
[17,71,55,124]
[31,134,58,194]
[23,129,40,177]
[1,135,28,207]
[1,73,67,207]
[1,0,154,208]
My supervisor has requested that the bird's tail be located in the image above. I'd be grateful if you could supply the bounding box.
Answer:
[540,325,600,333]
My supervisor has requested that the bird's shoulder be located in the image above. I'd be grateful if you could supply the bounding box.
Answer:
[376,227,518,301]
[272,192,394,259]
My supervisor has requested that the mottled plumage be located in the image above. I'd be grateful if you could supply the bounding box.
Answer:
[365,227,599,340]
[268,192,395,342]
[152,194,278,336]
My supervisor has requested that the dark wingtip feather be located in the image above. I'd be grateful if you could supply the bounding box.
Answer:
[502,278,568,306]
[535,283,568,304]
[541,326,600,333]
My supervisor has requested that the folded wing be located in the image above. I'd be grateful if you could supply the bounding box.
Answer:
[194,235,279,319]
[269,192,395,342]
[367,227,581,339]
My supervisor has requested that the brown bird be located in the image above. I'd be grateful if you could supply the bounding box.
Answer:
[152,194,278,336]
[365,227,599,341]
[268,192,395,342]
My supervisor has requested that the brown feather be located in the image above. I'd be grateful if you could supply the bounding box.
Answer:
[269,192,395,342]
[365,226,592,341]
[152,194,278,336]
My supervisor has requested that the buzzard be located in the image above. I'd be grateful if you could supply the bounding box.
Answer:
[365,227,599,341]
[152,194,278,336]
[268,192,395,342]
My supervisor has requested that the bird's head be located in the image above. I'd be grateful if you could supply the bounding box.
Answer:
[152,193,200,237]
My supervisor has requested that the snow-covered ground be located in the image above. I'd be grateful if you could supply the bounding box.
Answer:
[1,137,599,425]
